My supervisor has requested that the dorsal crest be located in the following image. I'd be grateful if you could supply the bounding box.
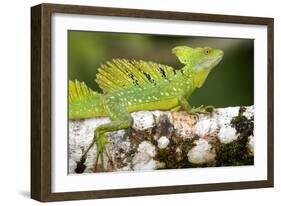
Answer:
[95,59,176,93]
[69,80,101,103]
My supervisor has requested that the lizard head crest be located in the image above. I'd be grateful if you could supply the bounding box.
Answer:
[172,46,224,88]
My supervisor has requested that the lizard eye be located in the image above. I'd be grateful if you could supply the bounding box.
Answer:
[204,48,211,55]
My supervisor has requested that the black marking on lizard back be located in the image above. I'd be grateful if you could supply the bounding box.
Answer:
[96,59,177,93]
[158,67,167,79]
[128,72,139,86]
[143,71,156,85]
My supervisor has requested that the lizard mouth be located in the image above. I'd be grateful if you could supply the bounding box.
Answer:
[214,56,223,65]
[211,50,224,67]
[196,55,223,72]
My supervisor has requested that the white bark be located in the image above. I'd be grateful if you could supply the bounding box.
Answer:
[69,106,254,173]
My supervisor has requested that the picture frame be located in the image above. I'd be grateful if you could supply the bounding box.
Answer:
[31,3,274,202]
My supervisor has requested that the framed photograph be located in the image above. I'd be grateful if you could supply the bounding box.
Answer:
[31,3,274,202]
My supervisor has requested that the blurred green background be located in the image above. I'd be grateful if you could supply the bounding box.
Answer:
[68,31,253,107]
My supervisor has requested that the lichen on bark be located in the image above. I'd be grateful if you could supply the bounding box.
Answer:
[69,106,254,173]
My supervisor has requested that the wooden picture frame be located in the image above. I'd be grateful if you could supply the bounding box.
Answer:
[31,3,274,202]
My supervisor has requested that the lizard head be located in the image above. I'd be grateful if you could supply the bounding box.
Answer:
[172,46,224,88]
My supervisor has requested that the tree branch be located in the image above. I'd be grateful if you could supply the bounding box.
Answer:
[69,106,254,173]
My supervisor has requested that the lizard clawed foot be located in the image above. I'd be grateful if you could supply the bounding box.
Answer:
[93,133,115,172]
[75,156,87,174]
[188,105,215,115]
[74,134,115,173]
[75,137,96,174]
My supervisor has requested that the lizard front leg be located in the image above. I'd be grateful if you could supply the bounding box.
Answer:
[75,101,133,173]
[178,95,192,111]
[178,95,214,114]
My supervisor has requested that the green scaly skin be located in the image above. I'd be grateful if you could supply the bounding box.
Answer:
[69,46,224,173]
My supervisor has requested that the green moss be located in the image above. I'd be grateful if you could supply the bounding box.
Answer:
[156,147,179,169]
[150,106,253,168]
[231,106,254,138]
[216,139,253,166]
[155,136,205,169]
[216,106,254,166]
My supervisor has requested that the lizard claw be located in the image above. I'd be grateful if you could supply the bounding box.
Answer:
[93,134,115,172]
[75,156,87,174]
[189,105,215,115]
[74,133,115,173]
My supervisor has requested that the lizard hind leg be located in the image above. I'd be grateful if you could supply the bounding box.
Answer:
[93,102,133,172]
[75,101,133,173]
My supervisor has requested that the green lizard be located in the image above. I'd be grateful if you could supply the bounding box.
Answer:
[69,46,224,173]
